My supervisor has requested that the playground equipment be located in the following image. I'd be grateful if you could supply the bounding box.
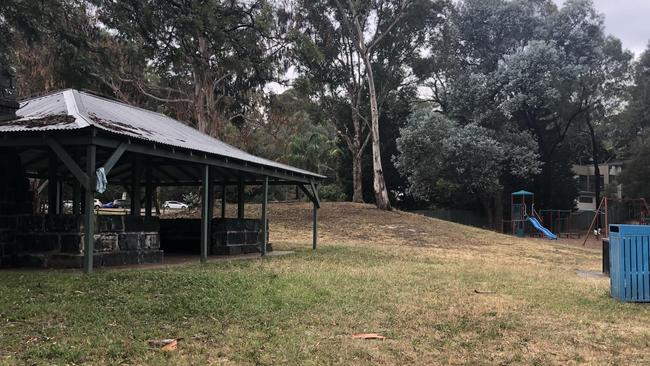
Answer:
[539,209,572,234]
[582,197,650,246]
[511,190,557,240]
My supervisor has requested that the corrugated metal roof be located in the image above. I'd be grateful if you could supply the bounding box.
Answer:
[2,89,324,179]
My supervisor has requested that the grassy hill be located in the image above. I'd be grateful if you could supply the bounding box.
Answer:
[1,202,649,365]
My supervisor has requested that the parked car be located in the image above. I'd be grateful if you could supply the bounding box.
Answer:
[162,200,188,209]
[100,199,129,209]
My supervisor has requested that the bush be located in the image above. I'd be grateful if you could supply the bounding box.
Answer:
[318,184,347,202]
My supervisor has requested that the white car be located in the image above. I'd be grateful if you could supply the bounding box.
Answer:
[63,199,101,210]
[163,201,188,209]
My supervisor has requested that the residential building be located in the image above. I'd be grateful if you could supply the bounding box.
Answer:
[572,162,623,211]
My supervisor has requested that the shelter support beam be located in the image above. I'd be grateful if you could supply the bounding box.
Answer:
[45,137,90,190]
[238,177,244,219]
[48,153,58,214]
[200,164,210,263]
[131,157,143,216]
[72,181,80,214]
[298,182,321,250]
[101,142,127,174]
[312,182,320,250]
[207,167,215,239]
[145,163,153,217]
[221,184,227,218]
[261,176,268,256]
[56,181,63,214]
[83,145,96,274]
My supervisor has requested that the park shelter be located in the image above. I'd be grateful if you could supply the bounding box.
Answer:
[0,89,324,273]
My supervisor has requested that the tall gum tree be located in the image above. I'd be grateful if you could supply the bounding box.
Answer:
[292,0,444,209]
[96,0,283,137]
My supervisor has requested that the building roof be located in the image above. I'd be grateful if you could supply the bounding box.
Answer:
[1,89,324,180]
[512,190,534,196]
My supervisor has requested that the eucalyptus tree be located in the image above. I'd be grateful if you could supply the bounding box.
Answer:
[1,0,125,98]
[94,0,284,137]
[291,0,444,209]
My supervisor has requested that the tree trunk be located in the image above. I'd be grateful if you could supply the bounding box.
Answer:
[494,189,504,231]
[361,54,391,210]
[352,147,364,203]
[347,98,365,203]
[587,115,601,229]
[480,193,495,230]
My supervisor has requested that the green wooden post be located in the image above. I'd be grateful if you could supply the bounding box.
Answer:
[83,144,96,274]
[207,167,215,244]
[200,164,210,263]
[313,202,318,250]
[48,153,58,214]
[145,163,153,217]
[131,157,142,216]
[72,181,80,215]
[237,177,244,219]
[221,184,227,218]
[261,176,268,256]
[56,181,64,214]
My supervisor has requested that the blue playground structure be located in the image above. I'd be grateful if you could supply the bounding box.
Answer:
[510,190,557,240]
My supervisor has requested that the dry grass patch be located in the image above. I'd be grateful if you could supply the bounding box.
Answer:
[2,202,650,365]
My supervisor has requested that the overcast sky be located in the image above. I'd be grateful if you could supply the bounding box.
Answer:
[553,0,649,57]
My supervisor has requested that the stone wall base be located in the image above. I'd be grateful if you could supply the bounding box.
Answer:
[0,250,163,268]
[160,218,271,255]
[0,214,163,269]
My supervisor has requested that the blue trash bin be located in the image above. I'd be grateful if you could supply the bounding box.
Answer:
[609,224,650,302]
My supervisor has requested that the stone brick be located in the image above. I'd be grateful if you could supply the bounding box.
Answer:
[48,254,83,268]
[243,244,260,254]
[16,215,44,232]
[60,234,83,253]
[211,219,226,231]
[0,216,13,230]
[245,231,260,245]
[17,234,60,253]
[226,231,245,245]
[143,234,160,249]
[1,241,18,256]
[227,245,242,255]
[118,233,141,251]
[140,250,163,264]
[0,229,15,244]
[94,233,119,252]
[11,254,46,268]
[212,231,226,244]
[99,251,131,266]
[44,215,81,232]
[245,220,260,231]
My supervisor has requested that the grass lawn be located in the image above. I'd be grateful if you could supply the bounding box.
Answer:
[2,202,650,365]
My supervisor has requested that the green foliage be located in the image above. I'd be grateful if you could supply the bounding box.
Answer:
[620,140,650,200]
[612,44,650,156]
[394,106,541,202]
[288,132,341,176]
[416,0,631,210]
[317,184,347,202]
